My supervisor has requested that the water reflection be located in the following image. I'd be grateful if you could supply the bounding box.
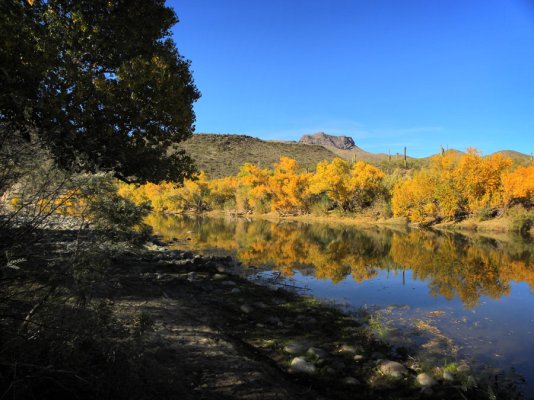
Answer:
[147,214,533,308]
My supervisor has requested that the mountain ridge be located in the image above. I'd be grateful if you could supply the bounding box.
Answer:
[178,132,531,178]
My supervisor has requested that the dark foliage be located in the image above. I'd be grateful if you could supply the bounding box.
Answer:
[1,0,199,184]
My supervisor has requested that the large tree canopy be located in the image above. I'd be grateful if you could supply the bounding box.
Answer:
[0,0,200,183]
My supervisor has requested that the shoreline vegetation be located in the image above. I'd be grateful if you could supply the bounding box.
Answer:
[116,149,534,237]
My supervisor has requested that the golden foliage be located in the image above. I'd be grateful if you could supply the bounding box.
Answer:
[118,150,531,224]
[392,148,521,222]
[502,166,534,205]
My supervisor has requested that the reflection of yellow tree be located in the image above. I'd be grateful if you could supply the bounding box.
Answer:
[389,231,530,308]
[147,215,533,308]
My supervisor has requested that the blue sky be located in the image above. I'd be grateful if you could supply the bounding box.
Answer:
[169,0,534,157]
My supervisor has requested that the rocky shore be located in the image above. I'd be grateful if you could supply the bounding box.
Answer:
[103,237,503,400]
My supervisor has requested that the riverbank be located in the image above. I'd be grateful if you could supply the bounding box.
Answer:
[105,237,523,399]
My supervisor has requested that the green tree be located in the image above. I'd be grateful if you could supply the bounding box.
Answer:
[0,0,200,184]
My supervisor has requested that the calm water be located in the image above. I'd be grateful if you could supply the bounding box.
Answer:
[148,214,534,395]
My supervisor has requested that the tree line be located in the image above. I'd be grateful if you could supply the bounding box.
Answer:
[115,149,534,228]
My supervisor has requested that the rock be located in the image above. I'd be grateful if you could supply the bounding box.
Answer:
[289,357,316,374]
[216,265,226,273]
[212,273,226,280]
[443,370,454,381]
[326,367,336,375]
[284,340,309,355]
[379,361,408,379]
[230,288,241,294]
[299,132,356,150]
[307,347,329,359]
[221,280,236,286]
[353,355,365,361]
[253,302,268,309]
[416,373,436,387]
[343,377,361,385]
[240,304,253,314]
[339,344,358,354]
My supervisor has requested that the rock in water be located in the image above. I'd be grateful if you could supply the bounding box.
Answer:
[290,357,316,374]
[416,373,436,387]
[379,360,408,379]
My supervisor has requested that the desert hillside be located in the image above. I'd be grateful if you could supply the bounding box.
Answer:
[179,132,532,177]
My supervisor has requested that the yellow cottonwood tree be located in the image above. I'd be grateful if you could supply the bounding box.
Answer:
[349,161,385,208]
[236,163,272,212]
[268,157,311,215]
[502,166,534,205]
[308,158,352,211]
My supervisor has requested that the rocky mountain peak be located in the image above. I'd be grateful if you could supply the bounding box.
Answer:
[298,132,355,150]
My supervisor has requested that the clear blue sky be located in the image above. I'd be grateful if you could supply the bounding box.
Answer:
[169,0,534,157]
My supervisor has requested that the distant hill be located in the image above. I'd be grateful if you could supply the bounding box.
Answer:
[491,150,532,165]
[178,133,532,178]
[178,134,337,178]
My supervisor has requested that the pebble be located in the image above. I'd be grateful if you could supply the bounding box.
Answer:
[212,273,226,280]
[216,265,226,273]
[221,280,236,286]
[378,360,408,379]
[284,340,310,355]
[353,354,365,361]
[343,377,361,385]
[339,344,358,354]
[307,347,329,359]
[443,370,454,381]
[230,288,241,294]
[416,373,436,387]
[240,304,253,314]
[289,357,316,374]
